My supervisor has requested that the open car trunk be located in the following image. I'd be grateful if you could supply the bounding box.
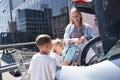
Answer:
[74,0,120,54]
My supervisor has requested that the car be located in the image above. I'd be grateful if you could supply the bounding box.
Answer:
[55,0,120,80]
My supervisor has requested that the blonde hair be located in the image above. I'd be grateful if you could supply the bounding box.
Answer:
[69,7,85,28]
[51,39,64,53]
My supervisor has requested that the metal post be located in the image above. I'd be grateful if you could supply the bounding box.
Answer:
[67,0,71,13]
[9,0,13,23]
[9,0,15,44]
[0,60,3,80]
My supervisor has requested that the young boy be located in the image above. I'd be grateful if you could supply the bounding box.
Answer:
[28,34,56,80]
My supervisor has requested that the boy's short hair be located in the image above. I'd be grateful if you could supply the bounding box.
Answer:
[36,34,52,47]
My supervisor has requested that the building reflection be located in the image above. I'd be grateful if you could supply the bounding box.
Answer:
[0,0,69,44]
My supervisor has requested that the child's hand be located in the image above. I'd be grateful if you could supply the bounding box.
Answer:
[61,62,70,66]
[70,61,76,66]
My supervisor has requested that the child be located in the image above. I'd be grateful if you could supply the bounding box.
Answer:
[28,34,56,80]
[50,39,65,66]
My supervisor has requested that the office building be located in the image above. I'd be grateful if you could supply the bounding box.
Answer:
[52,6,69,38]
[14,0,69,39]
[16,8,52,38]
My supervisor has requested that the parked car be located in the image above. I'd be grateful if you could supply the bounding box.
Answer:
[56,0,120,80]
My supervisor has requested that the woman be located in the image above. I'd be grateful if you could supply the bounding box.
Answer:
[63,7,97,65]
[64,7,96,45]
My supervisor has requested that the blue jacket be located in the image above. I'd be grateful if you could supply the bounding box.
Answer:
[64,24,97,45]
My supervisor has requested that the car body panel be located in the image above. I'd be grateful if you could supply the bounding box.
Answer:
[56,58,120,80]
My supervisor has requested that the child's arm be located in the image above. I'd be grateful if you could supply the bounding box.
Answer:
[61,60,76,66]
[27,73,30,80]
[49,61,56,80]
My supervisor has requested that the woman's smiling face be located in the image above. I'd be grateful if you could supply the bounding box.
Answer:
[71,11,81,24]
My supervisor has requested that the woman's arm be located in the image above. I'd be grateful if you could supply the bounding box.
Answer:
[63,24,71,44]
[84,25,97,39]
[64,24,80,44]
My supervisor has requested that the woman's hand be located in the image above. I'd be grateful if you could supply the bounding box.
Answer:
[69,36,86,44]
[78,36,86,43]
[69,38,79,44]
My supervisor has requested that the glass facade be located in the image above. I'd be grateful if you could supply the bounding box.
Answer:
[0,0,70,44]
[0,0,11,32]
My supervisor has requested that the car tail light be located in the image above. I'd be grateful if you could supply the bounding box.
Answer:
[73,0,92,3]
[54,76,56,80]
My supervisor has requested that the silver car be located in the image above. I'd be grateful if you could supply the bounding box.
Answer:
[56,0,120,80]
